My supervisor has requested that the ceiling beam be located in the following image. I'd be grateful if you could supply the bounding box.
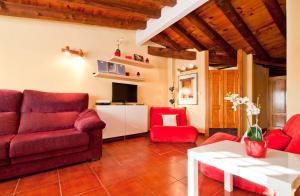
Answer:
[170,23,207,51]
[186,13,236,58]
[0,1,146,29]
[254,57,286,68]
[155,0,177,7]
[151,32,184,49]
[209,52,237,65]
[214,0,270,60]
[64,0,161,18]
[262,0,286,39]
[136,0,208,45]
[148,46,196,60]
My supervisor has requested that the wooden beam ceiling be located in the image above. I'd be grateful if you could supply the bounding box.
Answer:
[0,1,147,29]
[214,0,271,60]
[148,46,196,60]
[186,13,237,58]
[152,32,184,49]
[262,0,286,39]
[170,23,207,51]
[64,0,162,18]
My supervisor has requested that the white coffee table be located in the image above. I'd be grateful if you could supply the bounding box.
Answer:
[188,140,300,196]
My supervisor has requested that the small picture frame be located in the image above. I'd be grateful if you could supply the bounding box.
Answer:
[97,60,108,73]
[134,54,144,62]
[108,62,117,73]
[116,64,125,75]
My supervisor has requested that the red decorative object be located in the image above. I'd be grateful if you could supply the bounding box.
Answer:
[149,107,198,143]
[125,55,132,59]
[244,137,267,158]
[114,48,121,57]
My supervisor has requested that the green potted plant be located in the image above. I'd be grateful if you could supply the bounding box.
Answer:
[225,93,267,158]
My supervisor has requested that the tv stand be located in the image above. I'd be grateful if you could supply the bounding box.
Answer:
[96,105,148,139]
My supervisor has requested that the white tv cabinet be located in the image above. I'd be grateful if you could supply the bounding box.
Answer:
[96,105,148,139]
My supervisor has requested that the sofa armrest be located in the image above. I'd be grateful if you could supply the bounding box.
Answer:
[75,109,106,132]
[202,132,240,146]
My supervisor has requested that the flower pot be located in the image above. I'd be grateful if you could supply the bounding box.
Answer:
[244,137,267,158]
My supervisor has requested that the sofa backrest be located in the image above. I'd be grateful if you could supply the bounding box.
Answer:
[18,90,88,134]
[150,107,187,128]
[0,90,22,136]
[283,114,300,137]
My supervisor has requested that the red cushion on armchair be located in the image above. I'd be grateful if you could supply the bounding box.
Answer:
[285,132,300,154]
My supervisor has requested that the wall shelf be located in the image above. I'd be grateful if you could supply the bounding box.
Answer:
[110,56,154,69]
[93,72,144,82]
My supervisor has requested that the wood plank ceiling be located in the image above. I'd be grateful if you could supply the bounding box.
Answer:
[0,0,176,29]
[150,0,286,76]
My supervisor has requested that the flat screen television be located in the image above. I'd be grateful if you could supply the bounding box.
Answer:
[112,82,137,103]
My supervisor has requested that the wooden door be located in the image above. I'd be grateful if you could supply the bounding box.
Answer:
[269,76,286,129]
[208,70,224,128]
[223,70,239,128]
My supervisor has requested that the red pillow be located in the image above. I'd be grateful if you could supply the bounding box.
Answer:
[285,132,300,154]
[264,130,291,150]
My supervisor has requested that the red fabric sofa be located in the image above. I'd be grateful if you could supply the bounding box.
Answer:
[200,115,300,195]
[150,107,198,143]
[0,89,105,180]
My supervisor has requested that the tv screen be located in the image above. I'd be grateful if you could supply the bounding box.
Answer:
[112,82,137,103]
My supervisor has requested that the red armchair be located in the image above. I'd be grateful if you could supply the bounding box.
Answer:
[200,114,300,195]
[150,107,198,143]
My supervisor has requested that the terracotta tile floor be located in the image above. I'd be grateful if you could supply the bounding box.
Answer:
[1,136,299,196]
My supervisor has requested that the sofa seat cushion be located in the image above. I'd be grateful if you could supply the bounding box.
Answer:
[264,129,291,150]
[0,134,15,160]
[10,129,89,158]
[150,125,198,142]
[201,132,240,146]
[18,112,79,134]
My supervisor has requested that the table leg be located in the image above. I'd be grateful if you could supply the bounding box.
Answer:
[224,172,233,192]
[188,157,198,196]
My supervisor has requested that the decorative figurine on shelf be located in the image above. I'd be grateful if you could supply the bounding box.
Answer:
[137,72,141,77]
[125,72,130,76]
[145,58,149,63]
[114,38,123,57]
[169,84,175,108]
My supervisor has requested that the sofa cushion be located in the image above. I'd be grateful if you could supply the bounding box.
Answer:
[0,90,22,135]
[18,112,78,134]
[0,135,15,160]
[264,130,291,150]
[21,90,88,113]
[0,90,22,112]
[0,112,19,136]
[201,132,240,146]
[283,114,300,137]
[285,132,300,154]
[10,129,89,158]
[150,125,198,142]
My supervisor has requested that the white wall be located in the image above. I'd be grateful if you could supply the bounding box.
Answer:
[287,0,300,118]
[169,51,207,133]
[0,16,169,108]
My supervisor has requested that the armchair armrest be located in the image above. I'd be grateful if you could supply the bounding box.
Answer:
[75,109,106,132]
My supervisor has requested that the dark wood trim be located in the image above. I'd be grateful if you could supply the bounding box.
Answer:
[214,0,270,60]
[209,52,237,65]
[186,13,237,58]
[254,57,286,68]
[262,0,286,39]
[148,46,197,60]
[170,23,207,51]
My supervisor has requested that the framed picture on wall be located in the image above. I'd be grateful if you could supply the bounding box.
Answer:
[178,73,198,105]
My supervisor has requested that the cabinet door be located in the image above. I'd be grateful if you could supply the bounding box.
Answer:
[125,105,148,135]
[96,106,126,139]
[223,70,239,128]
[209,70,224,128]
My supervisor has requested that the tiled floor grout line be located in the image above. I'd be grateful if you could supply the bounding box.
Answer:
[88,164,111,196]
[11,178,20,196]
[57,169,63,196]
